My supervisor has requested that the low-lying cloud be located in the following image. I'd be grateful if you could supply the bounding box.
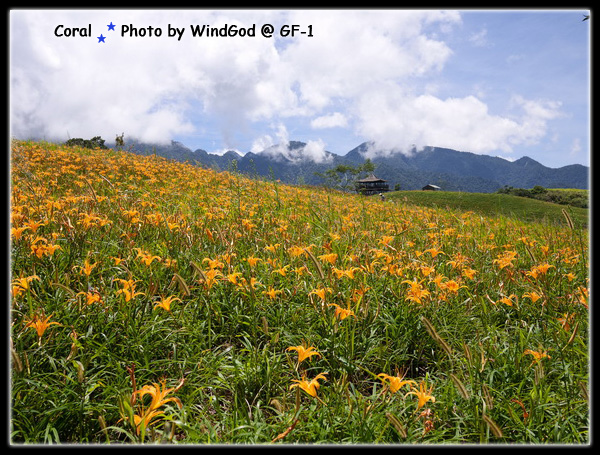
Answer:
[252,124,332,164]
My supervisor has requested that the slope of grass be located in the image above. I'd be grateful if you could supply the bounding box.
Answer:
[496,186,589,209]
[10,140,589,445]
[544,188,589,209]
[387,190,588,228]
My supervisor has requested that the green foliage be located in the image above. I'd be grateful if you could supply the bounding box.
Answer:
[316,159,376,192]
[115,133,125,149]
[65,136,108,150]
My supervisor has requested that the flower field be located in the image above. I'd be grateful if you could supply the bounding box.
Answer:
[10,140,589,444]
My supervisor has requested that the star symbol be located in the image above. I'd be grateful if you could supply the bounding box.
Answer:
[107,22,116,31]
[97,34,106,43]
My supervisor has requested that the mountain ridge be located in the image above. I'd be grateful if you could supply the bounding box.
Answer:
[116,139,589,193]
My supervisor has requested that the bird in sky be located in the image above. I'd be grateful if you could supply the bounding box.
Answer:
[582,14,590,21]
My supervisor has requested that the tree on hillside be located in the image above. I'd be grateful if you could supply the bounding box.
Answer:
[115,132,125,149]
[316,159,375,192]
[65,136,108,150]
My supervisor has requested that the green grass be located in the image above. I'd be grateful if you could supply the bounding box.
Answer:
[547,188,588,194]
[10,141,589,445]
[387,190,589,228]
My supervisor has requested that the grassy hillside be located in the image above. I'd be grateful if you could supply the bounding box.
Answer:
[10,140,589,444]
[495,186,589,209]
[387,190,588,229]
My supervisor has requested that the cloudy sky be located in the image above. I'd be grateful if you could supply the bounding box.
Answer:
[10,8,590,168]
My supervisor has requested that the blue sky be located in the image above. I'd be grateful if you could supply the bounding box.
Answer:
[10,9,590,168]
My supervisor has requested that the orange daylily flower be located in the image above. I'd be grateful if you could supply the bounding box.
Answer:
[79,213,102,229]
[557,313,575,332]
[288,245,307,258]
[11,226,30,240]
[290,372,328,398]
[243,277,260,290]
[112,256,124,266]
[131,379,184,435]
[317,253,338,265]
[535,263,554,274]
[332,267,359,280]
[575,286,588,308]
[524,349,551,365]
[424,247,445,259]
[12,275,40,298]
[286,344,321,364]
[263,286,283,300]
[497,294,518,307]
[135,249,161,266]
[30,237,61,258]
[309,287,332,301]
[377,372,416,393]
[198,268,222,289]
[246,256,262,268]
[328,303,357,321]
[272,265,290,277]
[493,251,518,269]
[523,291,542,303]
[24,313,61,343]
[153,295,181,312]
[202,257,224,270]
[402,279,430,305]
[419,265,435,277]
[115,278,145,302]
[461,268,477,280]
[264,243,280,253]
[406,380,436,410]
[225,272,243,286]
[77,290,103,306]
[77,258,97,277]
[293,266,309,277]
[24,219,46,233]
[378,235,395,247]
[440,279,466,294]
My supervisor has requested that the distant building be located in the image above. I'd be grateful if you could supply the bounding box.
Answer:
[422,184,441,191]
[356,174,390,196]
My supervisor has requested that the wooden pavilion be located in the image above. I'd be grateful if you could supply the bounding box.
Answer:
[356,174,390,196]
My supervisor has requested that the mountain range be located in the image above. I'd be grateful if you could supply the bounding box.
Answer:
[117,139,589,193]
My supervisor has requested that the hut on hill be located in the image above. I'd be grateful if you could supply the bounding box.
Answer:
[356,174,390,196]
[422,184,441,191]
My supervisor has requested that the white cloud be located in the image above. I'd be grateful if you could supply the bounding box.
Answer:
[8,9,462,146]
[250,134,275,154]
[10,10,295,144]
[9,9,569,164]
[354,87,563,158]
[250,122,289,154]
[468,28,488,47]
[569,138,581,157]
[301,139,332,164]
[251,123,331,163]
[279,10,459,111]
[310,112,348,129]
[506,54,524,65]
[496,155,515,162]
[36,11,454,140]
[210,147,243,156]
